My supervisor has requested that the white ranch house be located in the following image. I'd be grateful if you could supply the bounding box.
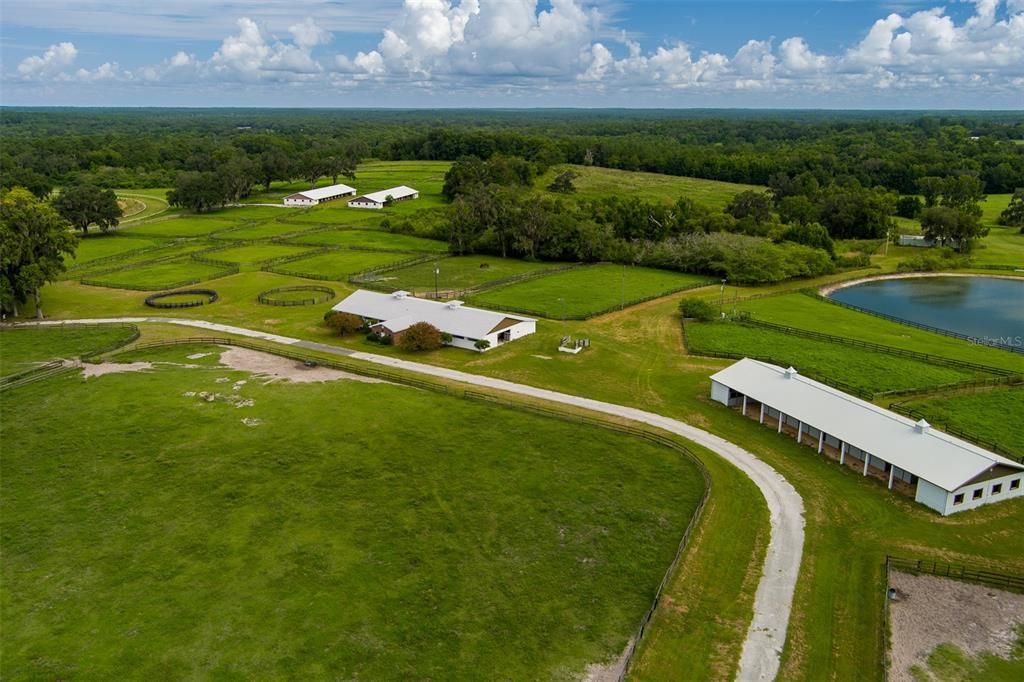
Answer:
[710,358,1024,516]
[333,290,535,352]
[347,186,419,209]
[283,183,357,206]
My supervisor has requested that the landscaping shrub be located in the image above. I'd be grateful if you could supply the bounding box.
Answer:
[679,297,717,321]
[325,311,364,335]
[399,322,443,351]
[474,339,491,350]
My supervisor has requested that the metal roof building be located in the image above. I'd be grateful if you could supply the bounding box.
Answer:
[332,290,535,352]
[283,183,357,206]
[710,358,1024,515]
[347,186,419,209]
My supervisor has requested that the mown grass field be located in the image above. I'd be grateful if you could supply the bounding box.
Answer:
[206,243,315,265]
[472,264,709,318]
[274,250,411,280]
[0,342,704,679]
[66,235,162,266]
[897,387,1024,454]
[83,258,232,290]
[210,221,313,241]
[0,325,136,376]
[684,320,984,394]
[120,217,244,238]
[737,293,1024,374]
[114,189,171,223]
[71,241,218,278]
[536,165,762,210]
[379,255,560,293]
[288,228,448,253]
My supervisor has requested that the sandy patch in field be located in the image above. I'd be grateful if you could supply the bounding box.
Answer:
[187,352,212,359]
[217,346,386,384]
[582,640,633,682]
[532,354,553,360]
[887,571,1024,681]
[79,361,154,378]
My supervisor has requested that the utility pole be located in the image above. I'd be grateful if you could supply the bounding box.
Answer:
[720,278,727,319]
[434,266,440,299]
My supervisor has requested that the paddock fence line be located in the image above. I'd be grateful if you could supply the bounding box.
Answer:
[803,289,1024,355]
[258,286,336,307]
[886,402,1023,462]
[347,254,447,290]
[62,240,188,277]
[468,278,717,321]
[421,262,586,301]
[886,555,1024,593]
[113,334,713,681]
[736,316,1016,377]
[0,322,141,391]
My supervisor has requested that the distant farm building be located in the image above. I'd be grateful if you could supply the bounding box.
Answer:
[898,235,937,248]
[332,289,535,351]
[710,358,1024,515]
[347,186,419,209]
[283,183,357,207]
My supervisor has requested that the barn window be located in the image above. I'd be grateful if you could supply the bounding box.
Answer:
[953,493,964,505]
[972,488,984,500]
[1011,479,1021,491]
[992,484,1002,495]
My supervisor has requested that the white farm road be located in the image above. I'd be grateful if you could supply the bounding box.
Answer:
[18,317,806,681]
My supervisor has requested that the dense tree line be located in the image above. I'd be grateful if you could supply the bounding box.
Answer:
[3,109,1023,197]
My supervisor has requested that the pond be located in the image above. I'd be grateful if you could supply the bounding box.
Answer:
[829,276,1024,350]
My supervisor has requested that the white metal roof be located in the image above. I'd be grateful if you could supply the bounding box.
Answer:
[332,289,533,340]
[710,358,1024,492]
[350,186,418,204]
[288,184,356,201]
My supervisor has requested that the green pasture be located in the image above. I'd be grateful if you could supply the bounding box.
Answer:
[971,226,1024,266]
[209,221,314,241]
[115,189,171,223]
[120,217,243,238]
[83,259,232,290]
[0,345,703,679]
[378,255,559,294]
[0,325,136,376]
[288,228,449,253]
[204,206,301,220]
[537,165,762,210]
[910,632,1024,682]
[684,320,983,394]
[66,235,162,266]
[897,387,1024,454]
[206,243,315,266]
[737,293,1024,374]
[71,241,218,279]
[472,264,709,318]
[274,250,411,280]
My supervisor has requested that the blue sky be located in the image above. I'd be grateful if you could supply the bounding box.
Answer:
[2,1,1022,108]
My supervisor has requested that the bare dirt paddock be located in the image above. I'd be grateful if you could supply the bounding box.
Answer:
[888,571,1024,681]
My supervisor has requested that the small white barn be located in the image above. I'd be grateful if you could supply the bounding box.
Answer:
[898,235,937,248]
[710,358,1024,515]
[347,186,419,209]
[332,289,535,351]
[283,183,357,207]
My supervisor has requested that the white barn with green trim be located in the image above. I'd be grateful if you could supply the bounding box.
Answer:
[710,358,1024,515]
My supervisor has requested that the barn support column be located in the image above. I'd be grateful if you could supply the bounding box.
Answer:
[888,466,896,490]
[796,421,803,445]
[778,413,784,434]
[840,442,847,465]
[817,431,825,454]
[863,454,870,476]
[742,395,748,416]
[759,403,765,424]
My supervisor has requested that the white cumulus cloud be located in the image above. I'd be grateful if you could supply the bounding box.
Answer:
[17,42,78,78]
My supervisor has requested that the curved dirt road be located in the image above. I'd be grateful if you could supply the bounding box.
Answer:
[19,317,806,681]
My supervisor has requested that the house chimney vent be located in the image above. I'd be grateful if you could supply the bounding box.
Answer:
[784,366,799,379]
[915,419,931,434]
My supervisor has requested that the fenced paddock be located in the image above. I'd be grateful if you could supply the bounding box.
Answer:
[202,243,316,266]
[0,323,139,380]
[375,255,564,295]
[80,258,237,291]
[270,249,418,281]
[286,228,448,253]
[119,217,245,238]
[470,264,711,319]
[145,289,219,309]
[257,286,336,306]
